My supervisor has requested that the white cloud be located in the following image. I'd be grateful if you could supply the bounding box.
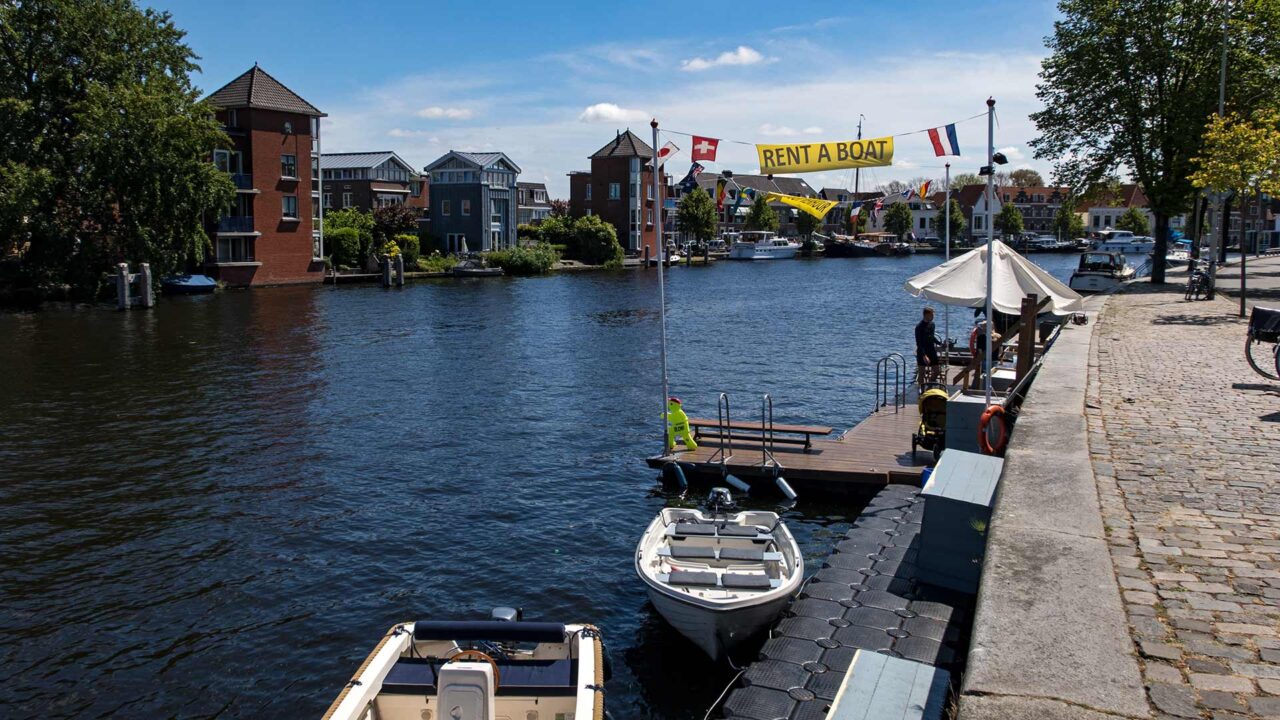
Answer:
[681,45,767,72]
[388,129,440,142]
[416,106,475,120]
[802,126,823,135]
[758,123,799,137]
[578,102,648,123]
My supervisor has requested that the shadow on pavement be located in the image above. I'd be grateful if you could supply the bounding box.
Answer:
[1152,313,1241,326]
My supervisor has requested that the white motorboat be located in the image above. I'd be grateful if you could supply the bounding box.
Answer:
[324,611,607,720]
[635,489,803,660]
[1069,251,1136,293]
[727,231,800,260]
[1092,230,1155,256]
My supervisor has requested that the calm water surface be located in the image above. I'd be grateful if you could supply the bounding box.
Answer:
[0,253,1078,719]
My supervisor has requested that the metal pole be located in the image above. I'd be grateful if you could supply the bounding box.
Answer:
[652,119,671,453]
[944,162,951,366]
[1208,0,1230,291]
[317,116,324,260]
[985,98,996,405]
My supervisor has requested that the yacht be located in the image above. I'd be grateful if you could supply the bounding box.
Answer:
[1069,251,1137,293]
[1092,230,1156,256]
[727,231,800,260]
[324,611,607,720]
[635,489,803,659]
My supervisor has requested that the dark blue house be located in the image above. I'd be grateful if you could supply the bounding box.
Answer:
[423,150,521,253]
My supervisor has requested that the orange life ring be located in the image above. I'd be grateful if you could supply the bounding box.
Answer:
[978,405,1008,455]
[969,325,980,355]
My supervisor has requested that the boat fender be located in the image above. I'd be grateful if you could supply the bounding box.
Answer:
[662,462,688,491]
[978,405,1009,455]
[775,476,797,501]
[725,474,751,494]
[664,397,698,452]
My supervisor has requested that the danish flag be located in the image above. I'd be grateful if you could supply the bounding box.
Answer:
[691,136,719,162]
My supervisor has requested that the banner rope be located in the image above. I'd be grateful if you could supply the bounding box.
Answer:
[659,110,987,148]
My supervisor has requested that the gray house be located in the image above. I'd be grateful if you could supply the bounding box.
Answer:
[423,150,521,253]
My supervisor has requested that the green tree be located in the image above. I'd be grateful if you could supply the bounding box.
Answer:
[744,196,779,232]
[1030,0,1280,283]
[937,198,967,241]
[795,211,821,239]
[324,207,374,259]
[570,214,624,267]
[1114,207,1151,235]
[372,204,420,245]
[676,187,717,242]
[883,201,914,240]
[1009,169,1045,187]
[327,227,361,269]
[0,0,235,299]
[1189,110,1280,202]
[950,173,984,188]
[536,214,574,250]
[1052,204,1086,238]
[396,233,421,264]
[996,202,1024,239]
[517,223,542,245]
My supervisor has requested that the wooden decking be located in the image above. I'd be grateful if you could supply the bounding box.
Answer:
[648,402,932,492]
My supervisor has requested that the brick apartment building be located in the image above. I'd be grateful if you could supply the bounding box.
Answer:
[204,65,325,286]
[320,151,427,215]
[568,131,670,257]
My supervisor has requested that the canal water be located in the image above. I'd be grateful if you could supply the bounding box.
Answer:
[0,253,1078,719]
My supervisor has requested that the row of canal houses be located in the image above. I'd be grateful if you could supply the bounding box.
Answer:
[200,66,1274,287]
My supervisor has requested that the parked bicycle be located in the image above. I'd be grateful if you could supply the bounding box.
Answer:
[1185,259,1213,301]
[1245,306,1280,380]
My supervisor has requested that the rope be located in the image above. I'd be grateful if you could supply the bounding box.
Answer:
[582,624,606,720]
[661,110,987,148]
[320,622,408,720]
[703,668,747,720]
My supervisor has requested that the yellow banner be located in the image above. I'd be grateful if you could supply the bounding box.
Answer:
[757,136,895,174]
[764,192,839,220]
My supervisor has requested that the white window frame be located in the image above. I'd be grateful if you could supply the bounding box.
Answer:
[282,195,298,219]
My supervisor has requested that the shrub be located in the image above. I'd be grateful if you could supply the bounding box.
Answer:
[415,253,458,273]
[379,239,401,257]
[517,223,542,245]
[570,215,624,267]
[397,233,420,264]
[327,227,361,269]
[485,243,559,275]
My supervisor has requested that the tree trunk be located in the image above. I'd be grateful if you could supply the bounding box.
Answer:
[1219,194,1233,264]
[1152,212,1169,284]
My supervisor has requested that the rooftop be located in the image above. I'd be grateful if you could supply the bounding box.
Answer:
[320,151,416,172]
[205,64,324,117]
[590,130,654,160]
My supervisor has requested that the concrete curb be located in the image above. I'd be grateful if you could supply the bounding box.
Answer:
[958,303,1151,720]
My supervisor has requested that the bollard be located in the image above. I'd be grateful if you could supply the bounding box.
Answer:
[138,263,154,308]
[394,254,405,287]
[686,248,692,266]
[116,263,130,310]
[704,244,710,264]
[380,254,392,288]
[643,245,650,266]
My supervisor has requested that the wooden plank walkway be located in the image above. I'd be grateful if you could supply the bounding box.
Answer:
[647,403,932,491]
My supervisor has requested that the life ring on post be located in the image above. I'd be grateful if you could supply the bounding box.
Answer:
[969,325,981,355]
[978,404,1009,455]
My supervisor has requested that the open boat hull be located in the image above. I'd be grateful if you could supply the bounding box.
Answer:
[644,582,794,659]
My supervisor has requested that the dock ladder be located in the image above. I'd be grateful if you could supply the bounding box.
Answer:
[875,353,908,413]
[709,392,735,473]
[761,394,782,475]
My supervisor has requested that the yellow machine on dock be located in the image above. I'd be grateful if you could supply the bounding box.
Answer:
[911,387,949,460]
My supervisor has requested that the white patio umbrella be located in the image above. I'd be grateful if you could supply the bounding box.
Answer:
[904,239,1083,316]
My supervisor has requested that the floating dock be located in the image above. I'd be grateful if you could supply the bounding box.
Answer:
[647,404,932,491]
[720,485,972,719]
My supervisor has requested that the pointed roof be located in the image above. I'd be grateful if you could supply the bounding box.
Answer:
[590,130,654,159]
[205,65,325,117]
[320,151,416,172]
[423,150,522,174]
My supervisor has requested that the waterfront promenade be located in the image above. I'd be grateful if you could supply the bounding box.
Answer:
[1090,279,1280,718]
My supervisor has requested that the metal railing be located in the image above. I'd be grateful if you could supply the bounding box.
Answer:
[217,216,255,233]
[710,392,734,469]
[875,353,907,412]
[230,173,253,190]
[761,394,778,471]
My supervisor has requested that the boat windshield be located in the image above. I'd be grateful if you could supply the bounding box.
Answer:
[1079,253,1118,270]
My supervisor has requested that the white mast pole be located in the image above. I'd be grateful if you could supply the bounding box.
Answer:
[984,98,996,405]
[652,119,670,452]
[944,162,951,366]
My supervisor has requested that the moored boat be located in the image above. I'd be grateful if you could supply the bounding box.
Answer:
[324,612,607,720]
[635,489,803,659]
[160,274,217,295]
[452,258,503,277]
[727,231,800,260]
[1068,251,1136,293]
[822,234,878,258]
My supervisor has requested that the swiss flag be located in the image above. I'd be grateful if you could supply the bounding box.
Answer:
[691,136,719,162]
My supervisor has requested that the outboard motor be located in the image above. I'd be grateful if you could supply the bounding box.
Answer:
[705,487,735,515]
[490,606,522,623]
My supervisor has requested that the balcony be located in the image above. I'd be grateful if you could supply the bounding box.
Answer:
[230,173,254,190]
[217,216,256,234]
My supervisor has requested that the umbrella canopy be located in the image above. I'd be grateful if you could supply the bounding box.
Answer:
[904,239,1083,315]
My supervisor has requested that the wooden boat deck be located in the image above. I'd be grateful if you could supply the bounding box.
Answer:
[648,403,931,491]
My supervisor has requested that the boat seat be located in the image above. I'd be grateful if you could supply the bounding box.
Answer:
[671,523,718,536]
[664,545,718,560]
[659,546,784,563]
[381,657,578,696]
[719,547,768,562]
[718,525,764,537]
[664,571,719,587]
[721,573,774,589]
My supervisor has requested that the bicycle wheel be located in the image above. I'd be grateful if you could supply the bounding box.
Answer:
[1185,281,1194,301]
[1245,335,1280,380]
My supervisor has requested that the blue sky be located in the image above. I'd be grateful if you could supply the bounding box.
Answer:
[150,0,1061,197]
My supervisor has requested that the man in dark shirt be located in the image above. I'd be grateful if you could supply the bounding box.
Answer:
[915,307,939,371]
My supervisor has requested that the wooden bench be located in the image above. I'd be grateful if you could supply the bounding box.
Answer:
[687,418,833,450]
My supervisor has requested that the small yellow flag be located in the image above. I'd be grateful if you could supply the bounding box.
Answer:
[764,192,839,220]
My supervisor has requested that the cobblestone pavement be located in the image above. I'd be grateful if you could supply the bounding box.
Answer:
[1089,283,1280,719]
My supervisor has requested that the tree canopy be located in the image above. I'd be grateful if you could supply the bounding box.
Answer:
[996,203,1024,238]
[1009,169,1046,187]
[676,188,717,242]
[1052,203,1086,238]
[1115,207,1151,235]
[937,198,967,241]
[1030,0,1280,282]
[1189,109,1280,200]
[0,0,235,298]
[744,196,779,232]
[950,173,984,188]
[883,202,914,240]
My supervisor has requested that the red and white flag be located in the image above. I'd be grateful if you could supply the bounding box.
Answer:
[649,141,679,169]
[691,136,719,162]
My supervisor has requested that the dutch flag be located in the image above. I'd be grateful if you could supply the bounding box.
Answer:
[927,124,960,156]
